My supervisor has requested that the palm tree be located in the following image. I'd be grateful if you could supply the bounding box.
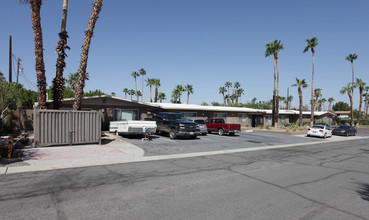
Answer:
[139,68,146,102]
[319,98,327,111]
[219,87,227,106]
[225,82,232,105]
[286,95,293,110]
[67,72,89,95]
[237,88,244,103]
[153,79,161,103]
[158,92,166,103]
[136,90,142,100]
[128,89,135,100]
[73,0,103,110]
[233,82,240,103]
[145,78,154,102]
[123,88,129,99]
[131,71,140,102]
[17,0,47,109]
[328,97,335,111]
[111,92,116,96]
[340,83,357,126]
[185,84,194,104]
[171,87,182,104]
[52,0,70,109]
[314,88,322,111]
[292,78,308,126]
[346,54,358,92]
[265,39,284,127]
[355,78,366,126]
[364,86,369,117]
[303,37,318,126]
[279,96,286,109]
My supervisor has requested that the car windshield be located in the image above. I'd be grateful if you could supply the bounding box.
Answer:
[168,114,188,121]
[194,120,205,124]
[311,125,324,129]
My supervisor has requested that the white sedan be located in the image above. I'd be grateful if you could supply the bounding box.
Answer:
[307,125,332,139]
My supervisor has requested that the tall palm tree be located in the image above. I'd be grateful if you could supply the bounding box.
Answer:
[52,0,70,109]
[340,83,357,126]
[292,78,308,126]
[279,96,286,109]
[139,68,146,102]
[355,78,366,126]
[185,84,194,104]
[219,87,227,106]
[286,95,293,110]
[153,79,161,103]
[136,90,142,100]
[314,88,322,111]
[131,71,140,102]
[73,0,103,110]
[364,86,369,117]
[265,39,284,127]
[319,98,327,111]
[145,78,153,102]
[328,97,335,111]
[233,82,240,103]
[303,37,318,126]
[122,88,129,99]
[346,54,358,93]
[17,0,47,109]
[237,88,244,103]
[225,82,232,105]
[158,92,166,103]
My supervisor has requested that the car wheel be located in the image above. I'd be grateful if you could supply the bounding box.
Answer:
[169,129,177,139]
[115,130,119,136]
[353,131,356,136]
[346,132,349,137]
[218,128,224,136]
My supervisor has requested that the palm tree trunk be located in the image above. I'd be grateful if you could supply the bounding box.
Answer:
[73,0,103,110]
[298,88,303,126]
[141,76,144,102]
[274,57,279,127]
[357,90,363,126]
[150,85,152,103]
[365,94,368,117]
[135,78,138,102]
[187,93,189,104]
[310,52,315,126]
[30,0,47,109]
[52,0,69,109]
[222,93,225,106]
[154,86,158,103]
[349,94,354,126]
[351,62,355,95]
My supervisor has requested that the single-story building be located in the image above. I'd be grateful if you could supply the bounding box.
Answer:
[43,95,335,129]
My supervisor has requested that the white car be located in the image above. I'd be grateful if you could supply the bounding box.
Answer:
[307,125,332,139]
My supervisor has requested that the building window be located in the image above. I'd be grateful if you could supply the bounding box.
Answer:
[214,113,227,120]
[280,115,287,123]
[265,115,272,123]
[180,112,197,118]
[238,113,247,123]
[113,109,139,121]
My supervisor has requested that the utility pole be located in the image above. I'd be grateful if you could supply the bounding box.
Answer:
[16,58,22,84]
[9,35,12,83]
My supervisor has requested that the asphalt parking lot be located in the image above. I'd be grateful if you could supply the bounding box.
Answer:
[121,130,369,156]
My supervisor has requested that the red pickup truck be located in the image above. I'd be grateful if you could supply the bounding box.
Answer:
[205,118,241,136]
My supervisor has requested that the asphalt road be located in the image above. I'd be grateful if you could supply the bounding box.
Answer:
[121,130,369,156]
[1,138,369,219]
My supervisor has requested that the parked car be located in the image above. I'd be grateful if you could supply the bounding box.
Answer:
[332,125,357,136]
[191,119,208,135]
[146,112,200,139]
[205,118,241,136]
[307,125,332,139]
[109,120,157,136]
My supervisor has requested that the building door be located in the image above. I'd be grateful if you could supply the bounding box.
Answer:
[251,115,263,127]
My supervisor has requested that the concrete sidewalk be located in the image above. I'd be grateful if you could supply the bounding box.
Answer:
[1,134,145,175]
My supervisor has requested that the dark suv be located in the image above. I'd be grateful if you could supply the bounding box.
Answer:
[147,112,200,139]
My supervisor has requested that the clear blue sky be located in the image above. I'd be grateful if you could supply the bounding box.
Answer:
[1,0,369,109]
